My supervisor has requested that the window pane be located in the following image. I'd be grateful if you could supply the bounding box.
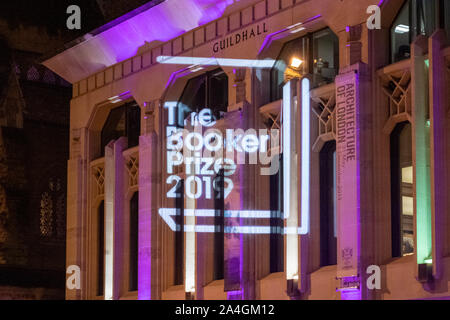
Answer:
[320,141,337,266]
[129,192,139,292]
[271,37,306,101]
[390,122,413,257]
[416,0,437,37]
[127,105,141,149]
[178,69,228,126]
[312,28,339,88]
[270,154,284,273]
[445,0,450,38]
[174,180,184,285]
[101,106,126,154]
[213,170,225,280]
[97,201,105,296]
[178,75,206,126]
[100,101,141,156]
[208,70,228,119]
[391,1,411,63]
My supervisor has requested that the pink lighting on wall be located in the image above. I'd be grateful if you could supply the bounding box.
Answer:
[43,0,241,83]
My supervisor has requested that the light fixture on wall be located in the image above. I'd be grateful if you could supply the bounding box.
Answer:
[394,24,410,34]
[290,57,303,69]
[284,57,303,82]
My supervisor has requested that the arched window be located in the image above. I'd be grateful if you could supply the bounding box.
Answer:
[39,178,66,239]
[390,122,414,257]
[320,142,337,267]
[391,0,441,63]
[97,201,105,296]
[129,192,139,292]
[270,28,339,101]
[100,101,141,156]
[177,69,228,127]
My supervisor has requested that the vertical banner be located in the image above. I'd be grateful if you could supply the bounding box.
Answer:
[335,71,360,279]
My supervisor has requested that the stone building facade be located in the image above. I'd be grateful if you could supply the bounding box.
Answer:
[45,0,450,300]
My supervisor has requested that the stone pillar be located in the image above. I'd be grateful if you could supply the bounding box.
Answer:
[335,63,370,300]
[345,25,363,66]
[138,101,159,300]
[428,30,447,281]
[104,137,127,300]
[66,128,87,300]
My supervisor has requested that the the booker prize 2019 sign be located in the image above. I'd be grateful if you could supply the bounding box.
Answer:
[160,102,282,234]
[335,70,360,279]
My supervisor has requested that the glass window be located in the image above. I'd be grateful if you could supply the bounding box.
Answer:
[271,37,307,101]
[391,0,411,63]
[391,0,441,63]
[416,0,437,38]
[270,28,339,101]
[129,192,139,292]
[177,69,228,127]
[443,0,450,38]
[100,101,141,156]
[270,154,284,273]
[320,141,337,267]
[312,29,340,88]
[97,201,105,296]
[174,179,184,285]
[390,122,414,257]
[213,170,225,280]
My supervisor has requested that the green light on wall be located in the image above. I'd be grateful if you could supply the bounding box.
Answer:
[415,58,432,265]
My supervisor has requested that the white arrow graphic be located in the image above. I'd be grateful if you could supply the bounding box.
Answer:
[158,208,304,234]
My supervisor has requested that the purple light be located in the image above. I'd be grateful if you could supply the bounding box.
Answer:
[378,0,385,7]
[340,289,362,300]
[44,0,238,83]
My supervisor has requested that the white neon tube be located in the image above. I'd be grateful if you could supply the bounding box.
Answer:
[299,78,310,235]
[283,81,299,280]
[157,56,276,69]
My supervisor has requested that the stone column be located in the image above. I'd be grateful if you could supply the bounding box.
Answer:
[104,137,127,300]
[138,100,159,300]
[66,128,88,300]
[428,30,447,281]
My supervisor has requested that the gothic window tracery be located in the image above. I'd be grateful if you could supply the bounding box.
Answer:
[39,177,66,239]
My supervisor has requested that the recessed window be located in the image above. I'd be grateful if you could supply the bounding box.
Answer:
[320,141,337,267]
[177,69,228,127]
[391,0,441,63]
[129,192,139,292]
[100,101,141,156]
[270,28,339,101]
[213,170,225,281]
[443,0,450,37]
[97,201,105,296]
[391,1,411,63]
[270,154,284,273]
[174,179,184,285]
[391,122,414,257]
